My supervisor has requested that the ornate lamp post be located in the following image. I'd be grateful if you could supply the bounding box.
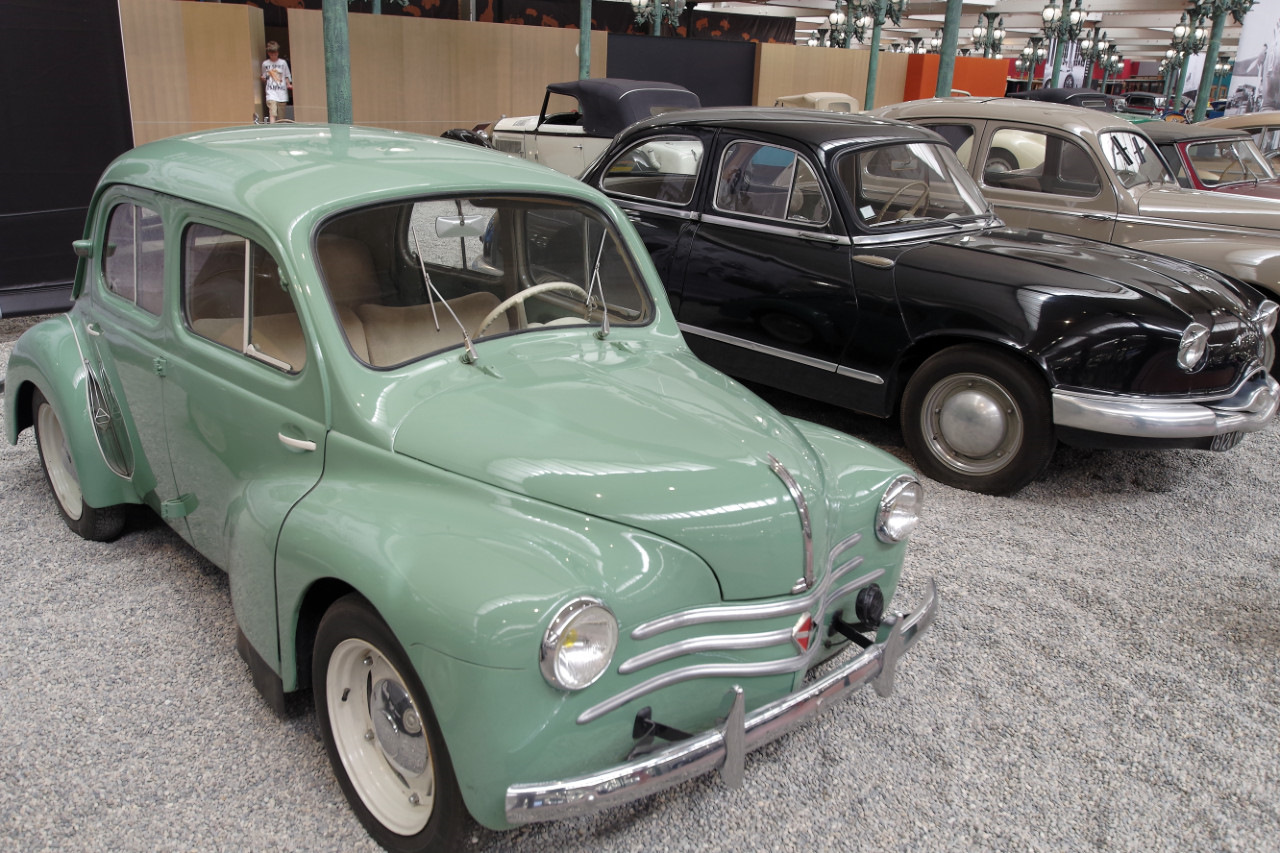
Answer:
[1042,0,1086,87]
[1100,50,1124,92]
[1192,0,1254,122]
[1077,24,1109,89]
[1169,10,1207,110]
[929,29,943,53]
[1017,37,1048,85]
[971,12,1005,59]
[1211,55,1234,101]
[821,0,872,49]
[631,0,686,37]
[860,0,907,111]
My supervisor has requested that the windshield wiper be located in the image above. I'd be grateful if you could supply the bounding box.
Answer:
[411,225,478,363]
[586,231,611,339]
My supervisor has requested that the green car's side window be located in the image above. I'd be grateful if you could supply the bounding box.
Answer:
[103,203,164,315]
[183,223,305,373]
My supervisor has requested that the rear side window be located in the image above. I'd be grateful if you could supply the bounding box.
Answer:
[103,203,164,315]
[183,223,304,373]
[601,136,704,206]
[713,141,829,224]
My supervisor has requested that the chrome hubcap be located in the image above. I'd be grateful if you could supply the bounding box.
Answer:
[920,373,1022,476]
[328,639,434,836]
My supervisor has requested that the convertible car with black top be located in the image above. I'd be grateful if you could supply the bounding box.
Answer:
[580,108,1278,495]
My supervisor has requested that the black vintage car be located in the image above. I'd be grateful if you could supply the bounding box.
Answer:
[579,108,1278,494]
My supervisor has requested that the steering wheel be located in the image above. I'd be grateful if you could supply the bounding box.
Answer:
[473,281,590,338]
[875,181,930,224]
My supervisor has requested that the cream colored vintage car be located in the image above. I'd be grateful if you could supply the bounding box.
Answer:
[875,97,1280,337]
[1200,110,1280,163]
[774,92,860,113]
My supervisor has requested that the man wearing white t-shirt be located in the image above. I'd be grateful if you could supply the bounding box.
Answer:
[260,41,292,123]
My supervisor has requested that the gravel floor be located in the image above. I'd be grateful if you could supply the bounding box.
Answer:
[2,314,1277,852]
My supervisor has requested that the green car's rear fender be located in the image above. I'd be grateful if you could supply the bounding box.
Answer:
[5,316,142,511]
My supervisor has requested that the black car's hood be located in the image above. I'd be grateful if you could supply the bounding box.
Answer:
[898,227,1257,321]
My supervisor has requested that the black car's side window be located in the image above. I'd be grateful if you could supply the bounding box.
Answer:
[713,141,829,225]
[103,203,164,316]
[600,136,703,205]
[183,223,305,373]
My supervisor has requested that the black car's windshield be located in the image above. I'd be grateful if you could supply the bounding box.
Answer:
[836,141,991,229]
[317,195,652,368]
[1099,131,1175,188]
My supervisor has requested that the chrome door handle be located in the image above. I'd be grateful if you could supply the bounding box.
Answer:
[278,433,316,452]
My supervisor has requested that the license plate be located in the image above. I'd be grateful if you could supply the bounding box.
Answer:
[1210,431,1243,452]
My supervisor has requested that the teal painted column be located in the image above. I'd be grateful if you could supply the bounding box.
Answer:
[864,4,884,111]
[323,0,352,124]
[579,0,591,79]
[1050,37,1066,86]
[934,0,964,98]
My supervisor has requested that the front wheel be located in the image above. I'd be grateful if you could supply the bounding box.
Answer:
[901,346,1055,495]
[32,389,126,541]
[314,595,467,853]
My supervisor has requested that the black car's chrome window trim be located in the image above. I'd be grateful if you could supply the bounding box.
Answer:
[848,217,996,247]
[616,200,700,222]
[711,138,833,228]
[698,213,849,244]
[678,323,884,385]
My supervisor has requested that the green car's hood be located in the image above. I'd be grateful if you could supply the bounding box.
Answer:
[391,335,827,601]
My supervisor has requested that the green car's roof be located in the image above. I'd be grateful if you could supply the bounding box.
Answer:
[96,124,601,234]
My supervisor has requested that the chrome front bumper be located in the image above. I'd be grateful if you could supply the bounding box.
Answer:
[504,579,938,826]
[1052,370,1279,439]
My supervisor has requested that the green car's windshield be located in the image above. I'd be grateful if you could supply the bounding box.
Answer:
[317,195,652,368]
[1100,131,1175,188]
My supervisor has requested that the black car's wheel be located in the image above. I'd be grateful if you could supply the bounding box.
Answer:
[901,346,1055,495]
[314,595,467,853]
[32,389,126,541]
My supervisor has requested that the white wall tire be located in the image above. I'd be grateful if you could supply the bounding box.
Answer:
[32,389,126,541]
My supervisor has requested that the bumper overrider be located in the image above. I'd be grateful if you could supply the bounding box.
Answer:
[1052,367,1279,441]
[504,579,938,825]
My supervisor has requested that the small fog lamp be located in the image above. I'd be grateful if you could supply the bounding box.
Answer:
[877,474,922,543]
[1177,323,1209,371]
[1255,301,1278,337]
[540,598,618,691]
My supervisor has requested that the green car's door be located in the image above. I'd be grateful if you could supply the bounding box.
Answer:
[164,220,327,669]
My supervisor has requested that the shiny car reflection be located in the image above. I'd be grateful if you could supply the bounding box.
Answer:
[876,97,1280,345]
[3,124,936,852]
[581,108,1278,496]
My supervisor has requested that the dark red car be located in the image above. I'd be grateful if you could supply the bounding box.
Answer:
[1144,121,1280,199]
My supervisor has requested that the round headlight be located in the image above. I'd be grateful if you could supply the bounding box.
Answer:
[540,598,618,691]
[1177,323,1209,371]
[876,474,922,544]
[1256,300,1278,337]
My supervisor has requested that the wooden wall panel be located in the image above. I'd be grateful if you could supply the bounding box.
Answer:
[289,9,606,136]
[755,43,869,109]
[119,0,190,145]
[753,43,917,111]
[121,0,265,144]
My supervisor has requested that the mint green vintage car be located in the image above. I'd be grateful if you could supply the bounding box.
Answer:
[3,125,936,851]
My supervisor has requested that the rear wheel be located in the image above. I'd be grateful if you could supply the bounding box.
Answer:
[32,389,126,541]
[314,595,467,853]
[901,346,1055,495]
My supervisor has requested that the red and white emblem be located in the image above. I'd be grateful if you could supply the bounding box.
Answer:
[791,613,817,653]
